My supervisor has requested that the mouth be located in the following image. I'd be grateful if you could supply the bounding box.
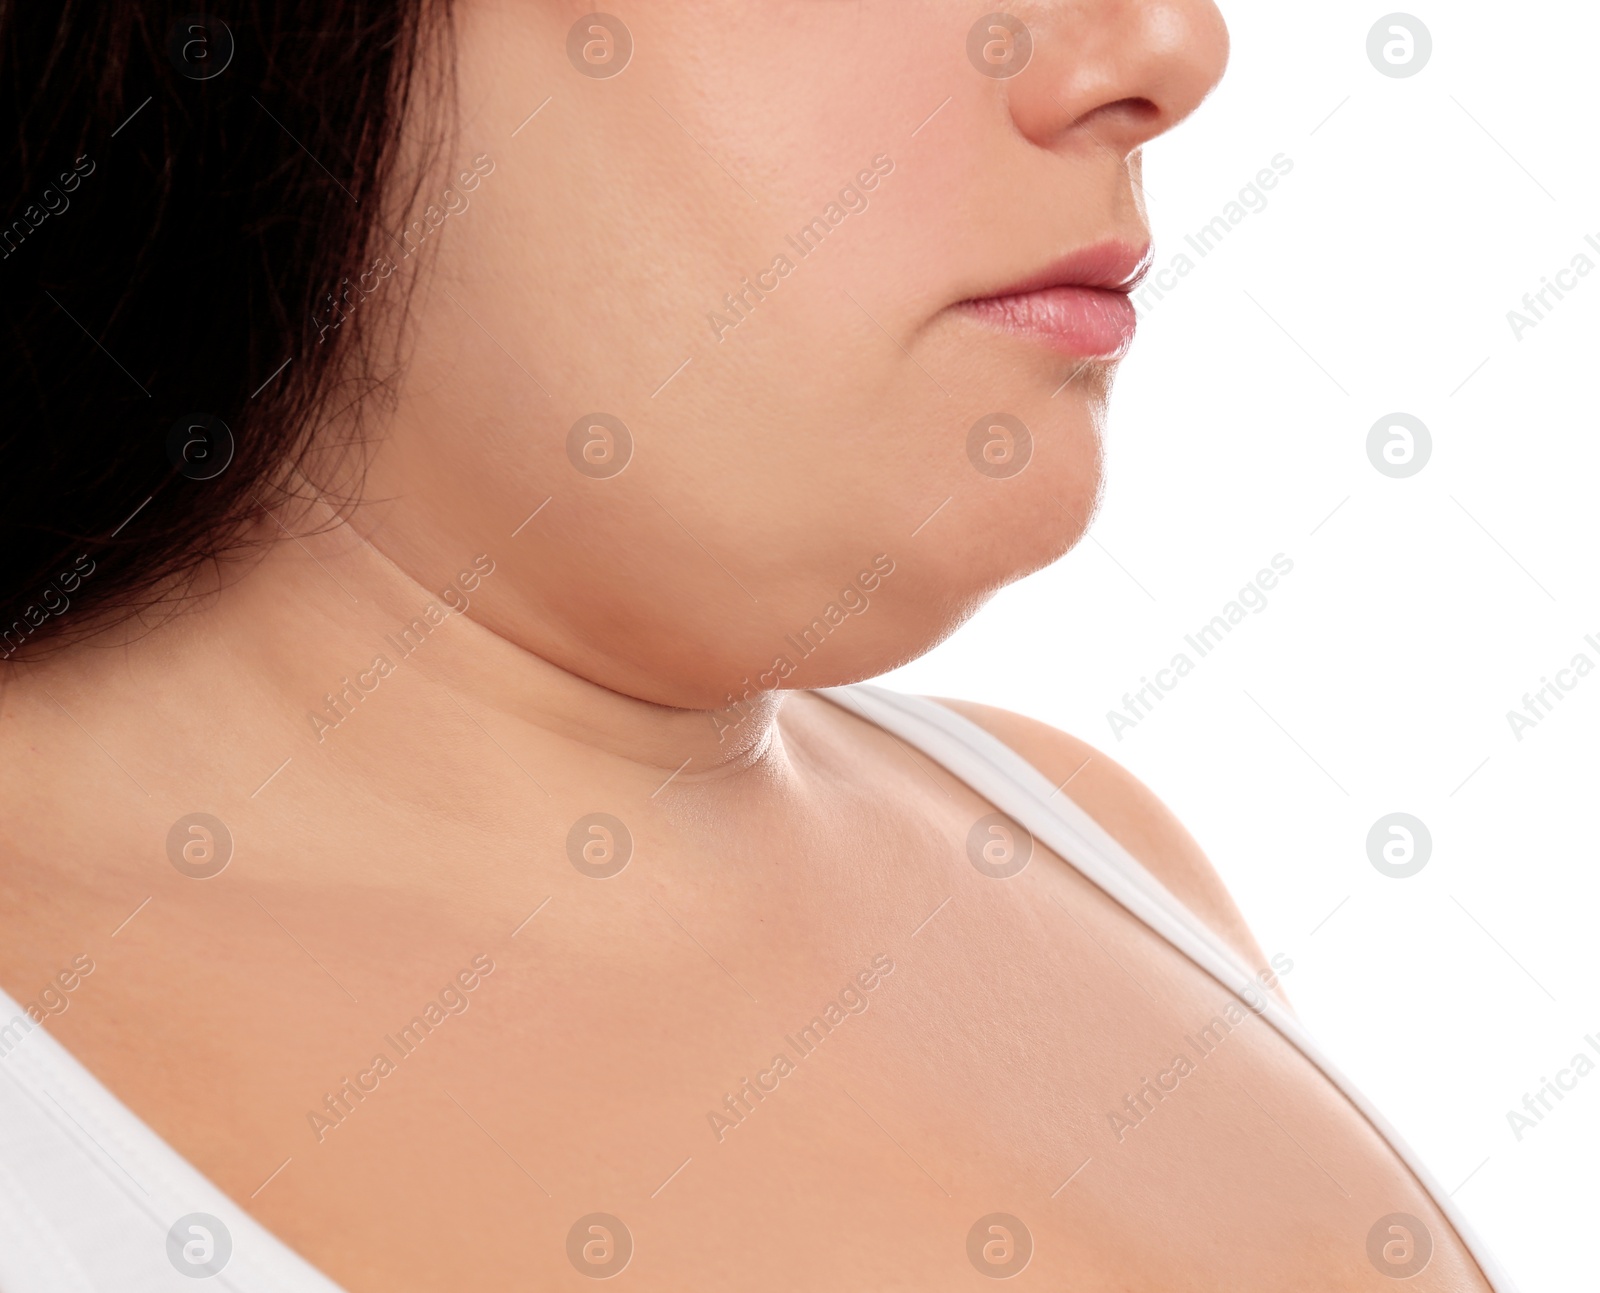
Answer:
[954,240,1152,361]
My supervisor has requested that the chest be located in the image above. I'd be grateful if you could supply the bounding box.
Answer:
[7,785,1485,1291]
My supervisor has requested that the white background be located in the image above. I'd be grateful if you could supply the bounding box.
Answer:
[882,3,1599,1288]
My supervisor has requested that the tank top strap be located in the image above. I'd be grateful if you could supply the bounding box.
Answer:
[813,682,1517,1293]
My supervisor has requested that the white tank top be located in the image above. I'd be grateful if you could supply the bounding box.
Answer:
[0,685,1516,1290]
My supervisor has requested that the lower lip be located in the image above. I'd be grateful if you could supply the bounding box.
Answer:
[958,286,1137,360]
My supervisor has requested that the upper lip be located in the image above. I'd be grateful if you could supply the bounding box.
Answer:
[964,240,1154,301]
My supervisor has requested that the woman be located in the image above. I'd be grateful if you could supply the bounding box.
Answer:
[0,2,1514,1289]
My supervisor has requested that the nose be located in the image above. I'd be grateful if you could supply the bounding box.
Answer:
[1002,1,1230,158]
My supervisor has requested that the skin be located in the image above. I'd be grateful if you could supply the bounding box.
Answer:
[0,1,1494,1289]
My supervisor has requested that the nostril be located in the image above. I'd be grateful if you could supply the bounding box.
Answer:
[1074,97,1162,133]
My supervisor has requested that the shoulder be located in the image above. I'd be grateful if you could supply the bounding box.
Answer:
[927,695,1272,978]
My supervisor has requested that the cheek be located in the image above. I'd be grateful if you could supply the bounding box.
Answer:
[949,398,1105,576]
[436,0,979,429]
[379,0,1119,705]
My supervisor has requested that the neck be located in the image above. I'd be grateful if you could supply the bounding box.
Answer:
[17,515,789,798]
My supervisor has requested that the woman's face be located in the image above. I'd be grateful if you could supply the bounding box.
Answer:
[358,0,1227,711]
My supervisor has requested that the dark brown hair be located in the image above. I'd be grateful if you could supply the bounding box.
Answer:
[0,1,450,657]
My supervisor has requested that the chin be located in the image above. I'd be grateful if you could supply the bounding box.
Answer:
[684,453,1102,707]
[775,539,1077,696]
[951,458,1103,576]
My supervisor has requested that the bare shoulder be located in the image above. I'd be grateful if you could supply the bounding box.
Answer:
[930,695,1273,979]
